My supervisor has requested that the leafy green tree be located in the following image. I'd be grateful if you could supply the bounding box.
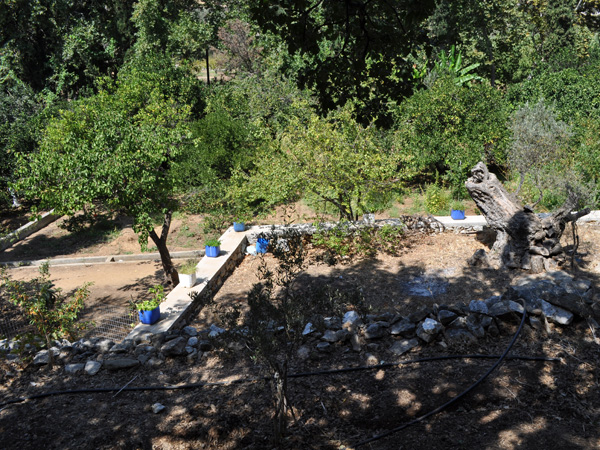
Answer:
[0,0,137,97]
[240,105,399,221]
[246,0,436,124]
[14,54,199,285]
[393,76,510,194]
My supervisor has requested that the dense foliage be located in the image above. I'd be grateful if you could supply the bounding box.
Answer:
[2,0,600,230]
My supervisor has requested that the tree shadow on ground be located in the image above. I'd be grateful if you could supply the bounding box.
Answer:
[1,243,599,449]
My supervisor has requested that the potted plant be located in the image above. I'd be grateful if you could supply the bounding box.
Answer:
[233,220,246,232]
[178,259,197,288]
[450,200,466,220]
[205,238,221,257]
[135,284,165,325]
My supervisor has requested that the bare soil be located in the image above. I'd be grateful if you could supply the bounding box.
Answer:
[1,209,600,449]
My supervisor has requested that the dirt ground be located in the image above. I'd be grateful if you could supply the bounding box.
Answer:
[1,209,600,449]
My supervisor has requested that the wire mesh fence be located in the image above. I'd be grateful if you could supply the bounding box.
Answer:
[82,306,138,342]
[0,316,34,340]
[1,306,138,343]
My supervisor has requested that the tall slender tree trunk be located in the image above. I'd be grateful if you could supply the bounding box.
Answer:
[149,210,179,286]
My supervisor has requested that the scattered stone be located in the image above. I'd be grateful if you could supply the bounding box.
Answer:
[208,324,226,338]
[187,337,199,347]
[488,300,525,320]
[364,323,387,340]
[389,338,419,356]
[390,318,416,337]
[33,350,50,365]
[104,358,140,370]
[109,339,134,354]
[466,315,486,338]
[342,311,363,331]
[95,339,115,354]
[322,329,340,343]
[408,307,431,323]
[152,403,166,414]
[85,360,102,375]
[437,309,458,326]
[146,356,164,367]
[448,316,468,329]
[469,300,489,315]
[416,318,443,343]
[65,363,85,374]
[541,300,573,325]
[303,322,316,336]
[182,326,198,336]
[324,317,341,330]
[161,337,187,357]
[135,345,155,356]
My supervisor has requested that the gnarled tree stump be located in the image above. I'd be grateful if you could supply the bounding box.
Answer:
[465,162,590,272]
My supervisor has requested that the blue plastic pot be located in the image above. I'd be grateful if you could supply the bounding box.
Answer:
[205,245,220,257]
[233,222,245,232]
[450,209,466,220]
[256,238,269,254]
[139,306,160,325]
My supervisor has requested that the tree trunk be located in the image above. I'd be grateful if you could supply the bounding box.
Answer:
[272,364,288,444]
[465,162,590,272]
[149,210,179,286]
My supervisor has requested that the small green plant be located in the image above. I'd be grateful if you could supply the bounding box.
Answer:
[424,183,450,215]
[133,284,166,311]
[1,262,91,367]
[450,200,465,211]
[178,259,197,275]
[205,238,221,247]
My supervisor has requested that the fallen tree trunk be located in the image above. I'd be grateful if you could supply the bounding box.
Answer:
[465,162,590,272]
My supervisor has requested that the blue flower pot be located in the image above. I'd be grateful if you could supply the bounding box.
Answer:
[256,238,269,254]
[450,209,466,220]
[139,306,160,325]
[233,222,245,232]
[205,245,220,257]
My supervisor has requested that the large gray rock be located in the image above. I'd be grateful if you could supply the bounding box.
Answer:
[104,358,140,370]
[65,363,85,374]
[161,337,187,357]
[541,300,574,325]
[109,339,134,354]
[469,300,489,315]
[94,339,115,353]
[416,318,443,343]
[390,318,417,337]
[342,311,363,331]
[85,360,102,375]
[389,338,419,356]
[488,300,525,320]
[364,323,388,340]
[437,309,458,326]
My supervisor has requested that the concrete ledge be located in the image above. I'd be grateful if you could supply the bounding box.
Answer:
[0,211,61,252]
[126,226,252,341]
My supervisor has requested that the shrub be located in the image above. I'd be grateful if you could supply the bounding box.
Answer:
[1,263,90,365]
